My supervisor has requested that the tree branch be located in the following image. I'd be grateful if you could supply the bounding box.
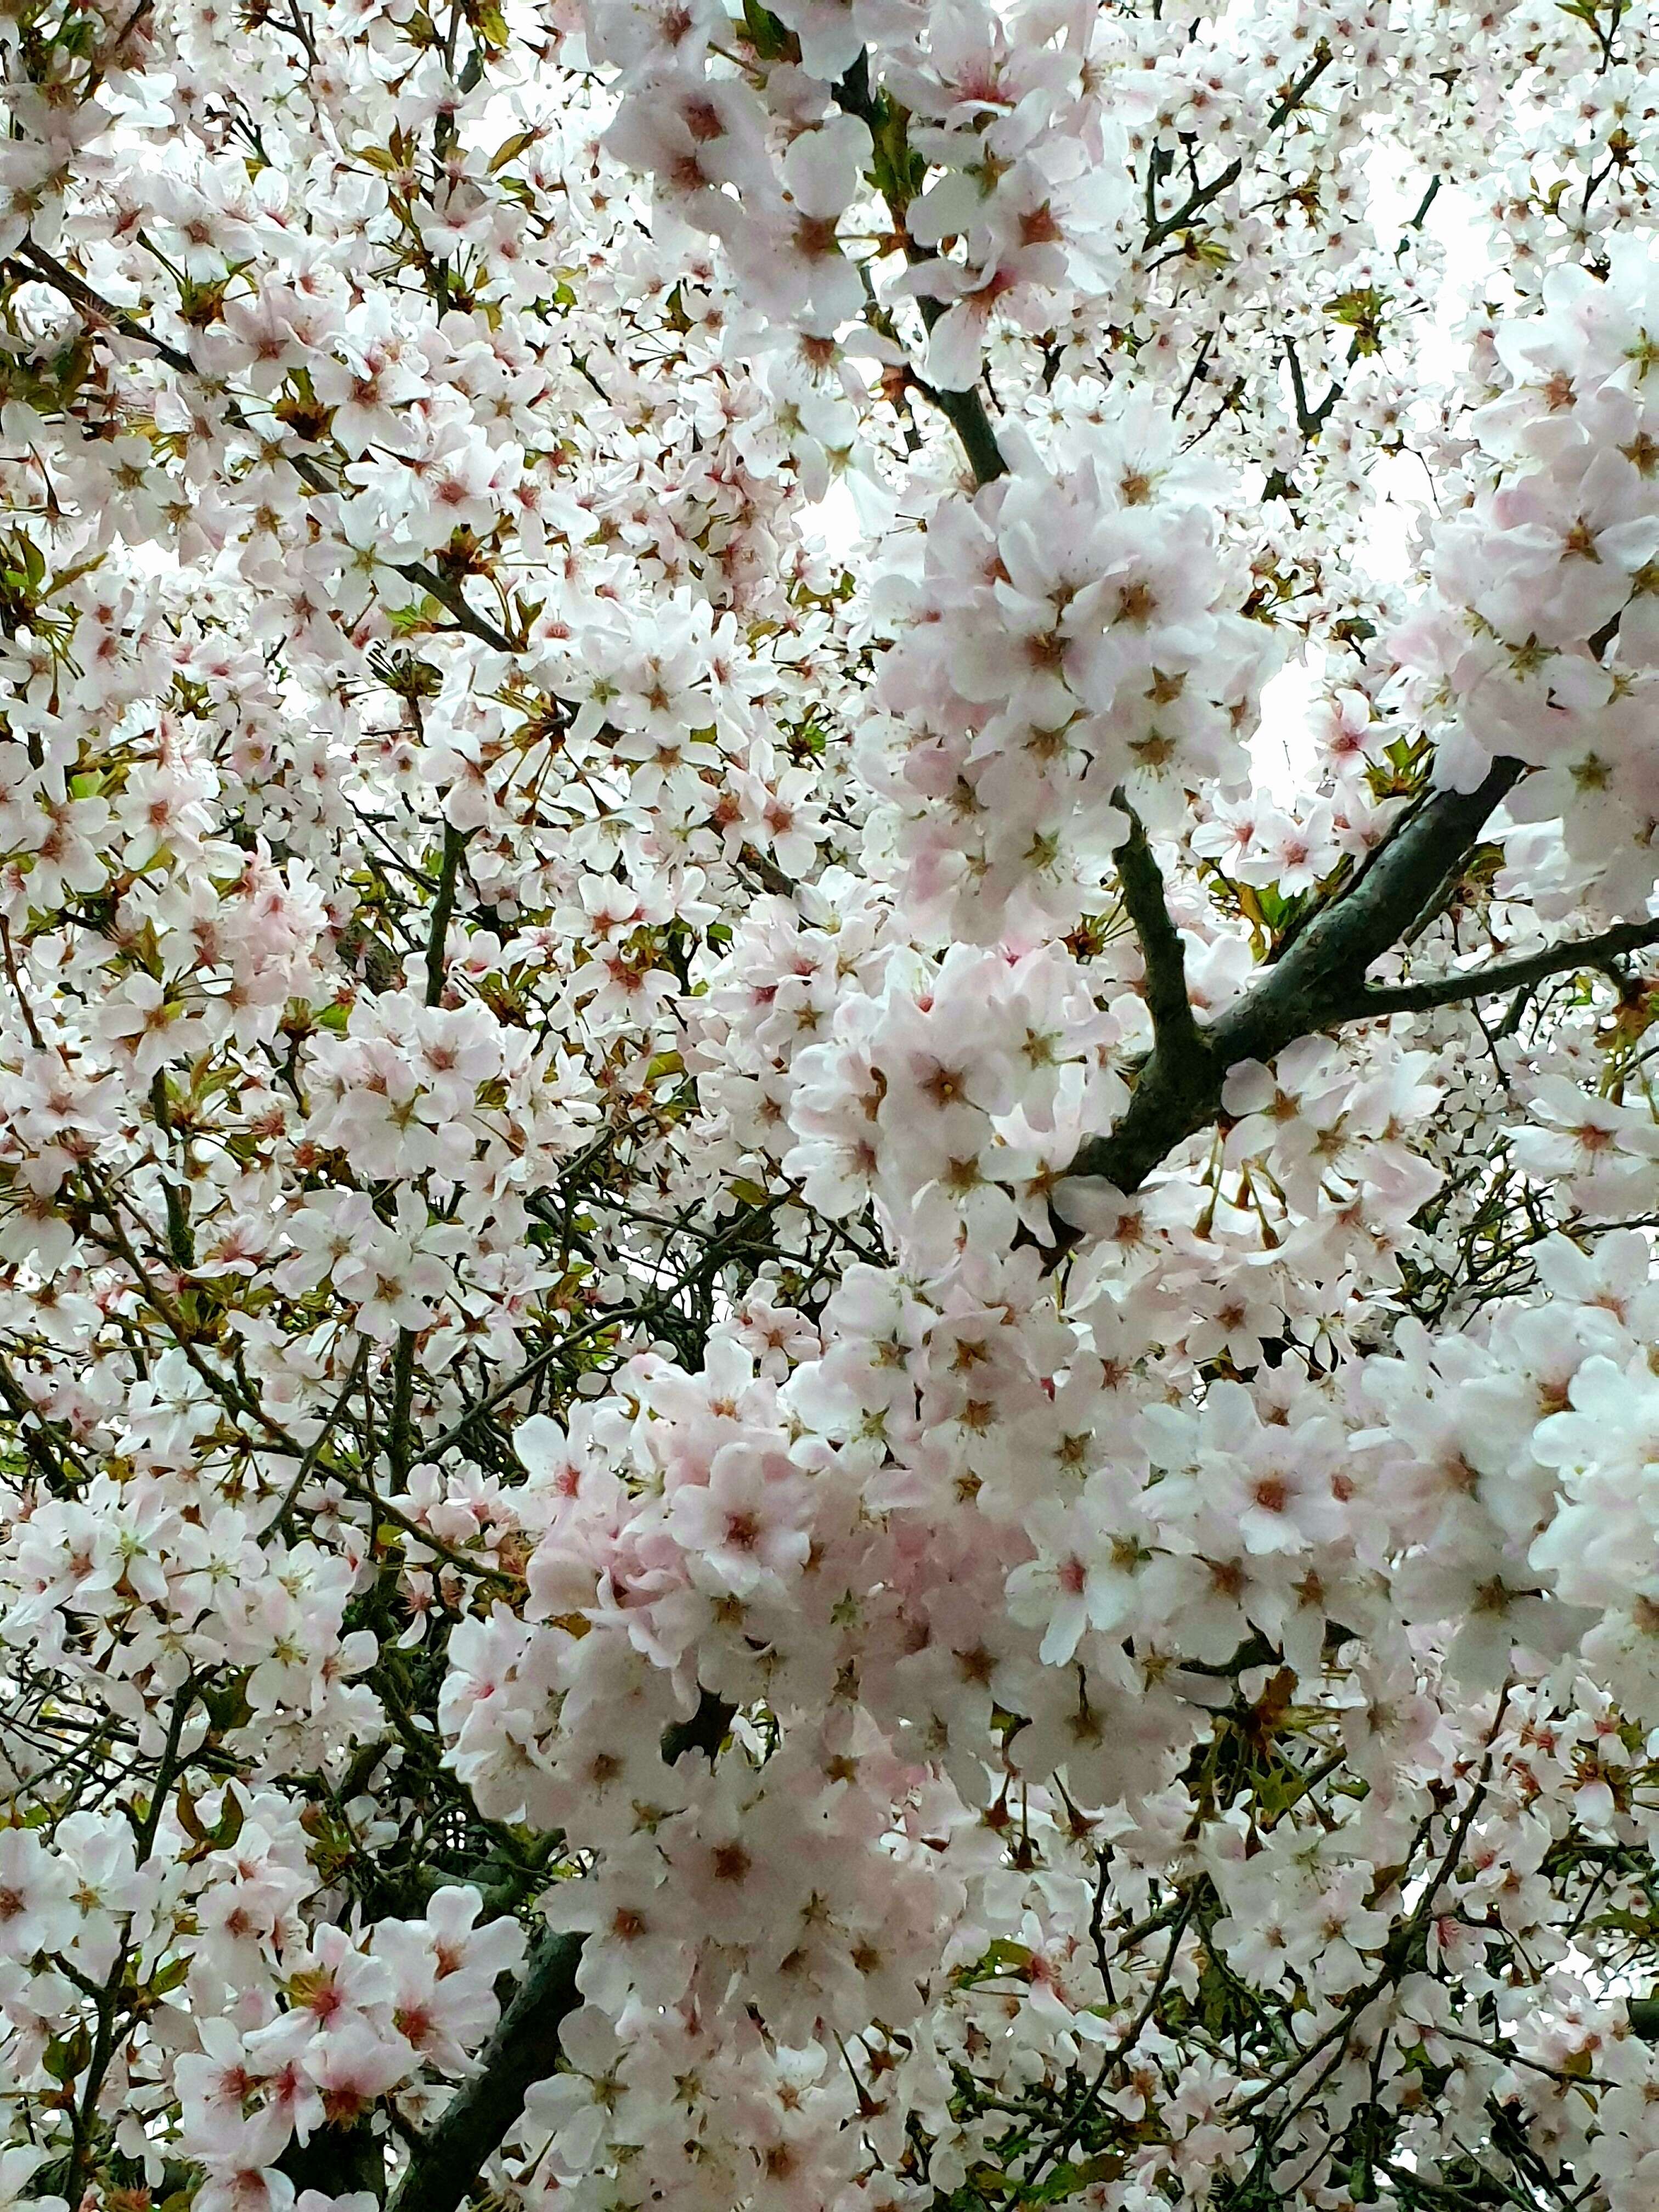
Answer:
[12,244,524,659]
[396,560,522,655]
[1064,760,1524,1197]
[385,1694,735,2212]
[1143,44,1334,250]
[1334,915,1659,1020]
[927,387,1007,486]
[425,819,470,1007]
[909,334,1009,487]
[417,1202,782,1466]
[832,54,1008,488]
[12,241,197,375]
[1112,795,1208,1070]
[1283,336,1341,440]
[385,1927,584,2212]
[738,843,800,899]
[273,1336,370,1539]
[1217,758,1526,1051]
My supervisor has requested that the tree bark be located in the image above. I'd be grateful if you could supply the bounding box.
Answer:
[1064,759,1525,1197]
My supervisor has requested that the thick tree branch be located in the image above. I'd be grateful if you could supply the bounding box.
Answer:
[1112,795,1208,1068]
[385,1927,584,2212]
[1064,760,1524,1196]
[1333,914,1659,1020]
[386,1691,734,2212]
[1216,758,1526,1053]
[923,383,1008,487]
[909,318,1009,487]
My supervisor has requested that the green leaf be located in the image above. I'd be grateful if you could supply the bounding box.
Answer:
[489,129,538,172]
[472,0,510,49]
[868,94,927,214]
[44,2023,91,2081]
[740,0,795,58]
[199,1669,254,1734]
[146,1954,191,1998]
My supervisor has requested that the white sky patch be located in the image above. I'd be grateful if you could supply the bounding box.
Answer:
[1258,160,1493,804]
[804,477,864,557]
[1255,653,1328,804]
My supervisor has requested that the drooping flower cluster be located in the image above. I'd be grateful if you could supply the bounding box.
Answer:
[857,405,1279,944]
[1397,238,1659,915]
[594,0,1138,396]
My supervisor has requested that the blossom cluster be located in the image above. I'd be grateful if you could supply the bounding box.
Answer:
[857,404,1278,944]
[1398,238,1659,917]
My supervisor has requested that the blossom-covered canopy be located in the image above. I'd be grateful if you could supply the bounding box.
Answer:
[3,0,1659,2205]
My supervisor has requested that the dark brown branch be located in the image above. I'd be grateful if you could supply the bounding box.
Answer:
[1031,1886,1200,2179]
[1064,760,1524,1197]
[922,382,1007,486]
[908,321,1009,487]
[1217,758,1526,1048]
[384,1927,584,2212]
[386,1695,733,2212]
[1334,915,1659,1020]
[0,1352,93,1489]
[1112,795,1207,1068]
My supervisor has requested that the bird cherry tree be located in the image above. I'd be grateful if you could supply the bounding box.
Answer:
[5,0,1659,2205]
